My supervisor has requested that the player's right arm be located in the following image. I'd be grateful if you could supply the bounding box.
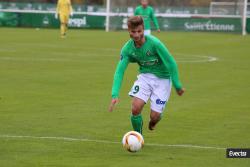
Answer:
[111,54,129,99]
[150,7,160,32]
[109,52,130,112]
[55,0,60,18]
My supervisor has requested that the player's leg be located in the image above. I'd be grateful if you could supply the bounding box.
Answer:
[149,78,171,130]
[64,15,69,35]
[128,74,151,134]
[60,23,66,37]
[148,110,162,130]
[130,97,145,134]
[60,14,67,37]
[59,14,63,35]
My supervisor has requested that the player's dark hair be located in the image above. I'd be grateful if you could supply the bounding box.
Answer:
[127,16,144,29]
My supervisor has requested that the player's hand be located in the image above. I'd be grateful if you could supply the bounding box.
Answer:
[55,13,58,19]
[70,12,73,17]
[176,88,185,96]
[109,98,119,112]
[157,29,160,33]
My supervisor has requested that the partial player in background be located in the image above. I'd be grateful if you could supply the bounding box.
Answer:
[109,16,185,134]
[134,0,160,35]
[55,0,73,38]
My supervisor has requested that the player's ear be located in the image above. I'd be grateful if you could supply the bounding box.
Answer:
[127,27,132,33]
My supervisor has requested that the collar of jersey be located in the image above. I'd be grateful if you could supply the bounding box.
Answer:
[133,36,148,49]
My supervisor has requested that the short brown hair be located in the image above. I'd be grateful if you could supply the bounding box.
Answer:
[127,16,144,29]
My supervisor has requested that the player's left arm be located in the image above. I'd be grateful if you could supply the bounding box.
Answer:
[156,41,184,95]
[150,7,160,32]
[69,0,73,16]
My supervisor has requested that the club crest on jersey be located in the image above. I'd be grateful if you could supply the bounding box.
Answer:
[132,53,136,57]
[120,54,123,60]
[146,50,151,56]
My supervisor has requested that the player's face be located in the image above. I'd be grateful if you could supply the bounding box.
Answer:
[128,25,144,43]
[141,0,148,7]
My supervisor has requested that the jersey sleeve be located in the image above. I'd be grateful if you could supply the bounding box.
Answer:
[150,7,159,30]
[134,7,139,15]
[155,41,182,90]
[111,52,130,98]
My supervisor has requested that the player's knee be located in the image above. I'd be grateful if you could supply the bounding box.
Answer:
[131,105,142,116]
[131,98,144,116]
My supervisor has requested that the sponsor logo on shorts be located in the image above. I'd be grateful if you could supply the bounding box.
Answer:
[156,99,166,105]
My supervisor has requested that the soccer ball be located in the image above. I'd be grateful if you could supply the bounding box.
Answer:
[122,131,144,152]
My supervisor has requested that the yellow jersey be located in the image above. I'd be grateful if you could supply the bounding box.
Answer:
[56,0,73,15]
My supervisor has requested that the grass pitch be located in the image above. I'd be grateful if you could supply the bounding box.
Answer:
[0,28,250,166]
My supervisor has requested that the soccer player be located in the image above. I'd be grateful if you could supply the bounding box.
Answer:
[109,16,185,134]
[134,0,160,35]
[55,0,73,38]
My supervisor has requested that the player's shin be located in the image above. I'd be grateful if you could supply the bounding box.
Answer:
[60,24,64,35]
[60,24,66,37]
[130,114,143,134]
[149,112,162,130]
[65,24,68,31]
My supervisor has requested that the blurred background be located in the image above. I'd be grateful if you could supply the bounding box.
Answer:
[0,0,247,6]
[0,0,244,6]
[0,0,242,6]
[0,0,249,34]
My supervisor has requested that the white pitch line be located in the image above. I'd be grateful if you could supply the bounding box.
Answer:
[0,56,74,62]
[0,55,218,63]
[146,143,225,150]
[175,54,218,63]
[0,134,225,150]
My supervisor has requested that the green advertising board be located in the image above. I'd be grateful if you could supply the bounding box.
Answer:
[19,13,60,28]
[0,12,18,26]
[0,11,248,33]
[158,17,242,32]
[0,12,106,29]
[17,13,105,29]
[247,18,250,33]
[110,16,243,33]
